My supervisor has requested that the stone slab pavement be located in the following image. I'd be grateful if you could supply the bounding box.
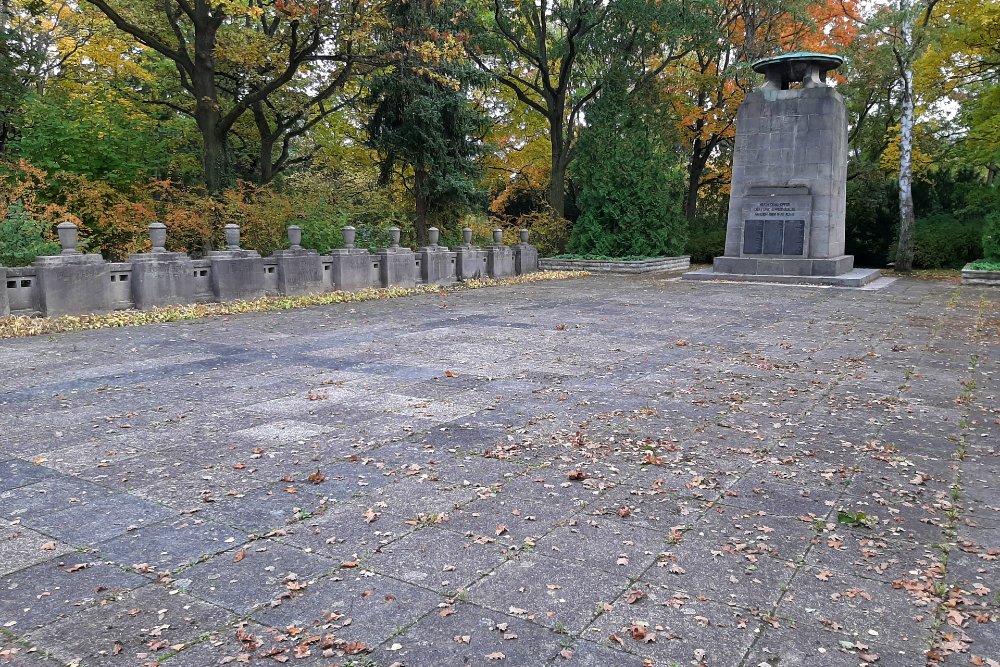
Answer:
[1,274,997,667]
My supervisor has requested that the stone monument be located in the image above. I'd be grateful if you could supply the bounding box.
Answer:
[683,52,879,287]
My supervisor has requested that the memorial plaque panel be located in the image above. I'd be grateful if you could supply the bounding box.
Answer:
[740,191,812,256]
[783,220,806,255]
[762,221,784,254]
[743,220,764,255]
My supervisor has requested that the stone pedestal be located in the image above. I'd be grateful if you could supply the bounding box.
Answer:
[34,253,112,317]
[452,247,486,280]
[417,246,457,285]
[375,247,417,288]
[128,252,194,309]
[328,248,374,292]
[273,249,324,295]
[486,246,514,279]
[208,250,265,301]
[0,267,9,317]
[683,52,879,287]
[512,242,538,275]
[375,227,416,288]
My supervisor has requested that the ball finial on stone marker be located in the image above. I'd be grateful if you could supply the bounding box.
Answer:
[389,226,401,248]
[224,224,241,250]
[149,222,167,252]
[462,227,473,247]
[57,221,79,255]
[342,225,356,249]
[428,227,439,247]
[287,225,302,250]
[493,228,503,246]
[519,229,529,244]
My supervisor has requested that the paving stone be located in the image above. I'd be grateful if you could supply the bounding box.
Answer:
[581,595,760,666]
[24,492,173,546]
[533,516,666,578]
[0,526,72,576]
[776,564,936,653]
[365,525,510,591]
[745,619,931,666]
[282,500,413,562]
[0,644,64,666]
[252,570,441,646]
[24,584,235,667]
[372,601,566,667]
[196,484,328,533]
[172,541,335,612]
[1,551,149,634]
[0,477,116,522]
[0,460,59,493]
[467,554,631,633]
[93,517,247,573]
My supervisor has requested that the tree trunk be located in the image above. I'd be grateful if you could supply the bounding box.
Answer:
[252,103,275,185]
[685,140,708,220]
[413,166,430,247]
[192,7,225,192]
[548,106,567,218]
[895,3,916,273]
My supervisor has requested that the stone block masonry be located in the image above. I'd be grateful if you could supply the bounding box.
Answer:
[684,52,880,287]
[2,223,540,318]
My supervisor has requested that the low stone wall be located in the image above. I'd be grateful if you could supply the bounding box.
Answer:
[961,263,1000,286]
[538,256,690,274]
[1,224,540,318]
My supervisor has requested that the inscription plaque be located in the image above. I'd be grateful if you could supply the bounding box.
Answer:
[762,220,784,254]
[783,219,805,255]
[741,193,811,256]
[742,220,764,254]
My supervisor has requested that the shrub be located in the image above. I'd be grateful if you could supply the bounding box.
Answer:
[911,213,983,269]
[686,217,726,262]
[982,210,1000,262]
[0,159,78,265]
[568,82,687,258]
[0,203,61,266]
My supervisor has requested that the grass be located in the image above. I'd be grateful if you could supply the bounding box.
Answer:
[0,270,589,339]
[969,259,1000,271]
[548,253,659,261]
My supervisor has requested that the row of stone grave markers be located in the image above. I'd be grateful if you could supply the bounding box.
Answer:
[0,222,539,318]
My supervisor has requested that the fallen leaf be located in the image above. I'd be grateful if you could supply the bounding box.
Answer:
[625,589,645,604]
[485,651,506,660]
[233,550,246,563]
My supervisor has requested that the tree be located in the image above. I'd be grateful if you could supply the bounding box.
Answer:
[665,0,857,220]
[470,0,698,218]
[568,79,688,257]
[82,0,364,192]
[366,0,487,246]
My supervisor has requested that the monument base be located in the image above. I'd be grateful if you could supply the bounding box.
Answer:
[712,255,855,277]
[681,266,881,288]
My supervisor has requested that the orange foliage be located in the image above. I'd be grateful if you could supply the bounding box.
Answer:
[0,160,79,232]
